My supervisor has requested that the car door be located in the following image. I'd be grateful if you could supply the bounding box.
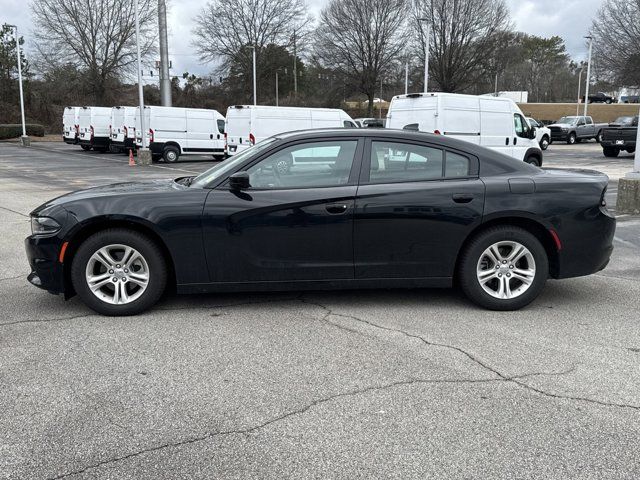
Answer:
[202,138,364,283]
[186,110,215,153]
[576,117,588,138]
[354,138,485,279]
[512,113,532,160]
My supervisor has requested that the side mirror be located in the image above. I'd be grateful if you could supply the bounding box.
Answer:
[529,127,537,140]
[229,171,250,190]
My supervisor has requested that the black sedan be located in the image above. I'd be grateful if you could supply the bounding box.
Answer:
[25,129,616,315]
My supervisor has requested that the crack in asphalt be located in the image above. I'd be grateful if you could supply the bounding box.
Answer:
[46,372,563,480]
[0,274,25,282]
[300,297,640,411]
[0,205,29,217]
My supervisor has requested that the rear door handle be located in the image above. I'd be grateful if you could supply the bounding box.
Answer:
[325,203,348,214]
[452,194,474,203]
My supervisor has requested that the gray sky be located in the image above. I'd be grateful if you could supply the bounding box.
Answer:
[2,0,605,79]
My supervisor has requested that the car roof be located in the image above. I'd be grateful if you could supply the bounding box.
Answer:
[275,128,536,175]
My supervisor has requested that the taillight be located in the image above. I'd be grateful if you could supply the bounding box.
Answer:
[149,128,154,143]
[90,125,94,139]
[75,125,79,136]
[109,124,112,134]
[249,133,255,145]
[434,129,441,135]
[124,126,128,136]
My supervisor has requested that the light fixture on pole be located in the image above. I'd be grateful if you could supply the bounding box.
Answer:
[134,0,151,164]
[576,66,584,116]
[7,25,28,147]
[418,17,430,93]
[583,36,593,117]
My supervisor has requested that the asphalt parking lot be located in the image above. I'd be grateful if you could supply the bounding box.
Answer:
[1,140,639,479]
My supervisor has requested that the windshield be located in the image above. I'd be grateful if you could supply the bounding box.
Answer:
[557,116,579,125]
[191,138,278,187]
[613,116,635,125]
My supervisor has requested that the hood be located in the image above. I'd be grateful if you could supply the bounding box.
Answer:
[30,179,187,215]
[547,123,573,128]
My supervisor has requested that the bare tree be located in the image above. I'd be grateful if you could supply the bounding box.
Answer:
[31,0,156,103]
[193,0,308,72]
[315,0,408,116]
[590,0,640,87]
[413,0,510,92]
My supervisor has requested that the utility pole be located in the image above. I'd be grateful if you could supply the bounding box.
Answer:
[293,29,298,96]
[404,49,409,94]
[158,0,172,106]
[8,25,28,146]
[418,18,430,93]
[584,36,593,117]
[252,46,257,105]
[494,72,498,97]
[275,71,279,107]
[134,0,150,164]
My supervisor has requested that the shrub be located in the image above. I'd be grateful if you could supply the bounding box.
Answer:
[0,124,46,139]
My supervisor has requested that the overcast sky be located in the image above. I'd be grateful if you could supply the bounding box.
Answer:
[2,0,605,79]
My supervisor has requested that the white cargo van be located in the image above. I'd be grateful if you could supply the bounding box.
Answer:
[110,106,137,153]
[225,105,357,156]
[386,93,543,166]
[135,106,226,162]
[77,106,112,151]
[62,107,81,144]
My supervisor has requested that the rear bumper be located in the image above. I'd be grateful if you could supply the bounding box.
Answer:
[79,137,110,147]
[25,235,66,295]
[111,138,135,150]
[554,206,616,279]
[63,136,78,145]
[601,140,636,149]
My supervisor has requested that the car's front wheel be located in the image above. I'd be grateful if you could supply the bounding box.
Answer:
[458,226,548,310]
[540,136,549,150]
[71,229,167,316]
[163,146,180,163]
[567,133,576,145]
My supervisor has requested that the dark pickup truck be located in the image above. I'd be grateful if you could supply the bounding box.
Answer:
[584,92,616,104]
[601,116,638,157]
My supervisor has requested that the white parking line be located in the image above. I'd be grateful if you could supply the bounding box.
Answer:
[614,236,638,248]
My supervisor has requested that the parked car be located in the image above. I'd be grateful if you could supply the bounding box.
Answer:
[62,107,80,145]
[225,105,356,156]
[25,129,615,316]
[600,115,638,157]
[354,118,385,128]
[547,116,608,144]
[110,106,137,153]
[584,92,616,104]
[134,106,226,162]
[77,106,112,152]
[386,92,543,166]
[527,117,551,150]
[620,95,640,104]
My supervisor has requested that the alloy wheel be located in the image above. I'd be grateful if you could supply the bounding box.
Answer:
[85,244,150,305]
[476,241,536,300]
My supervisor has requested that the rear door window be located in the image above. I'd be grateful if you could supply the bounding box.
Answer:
[368,141,443,183]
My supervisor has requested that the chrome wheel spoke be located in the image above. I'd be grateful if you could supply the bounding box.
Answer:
[507,244,525,263]
[88,272,112,291]
[128,272,149,287]
[477,269,498,284]
[512,268,535,285]
[489,245,503,264]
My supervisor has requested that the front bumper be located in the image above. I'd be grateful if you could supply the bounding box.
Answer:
[25,235,66,295]
[550,132,569,142]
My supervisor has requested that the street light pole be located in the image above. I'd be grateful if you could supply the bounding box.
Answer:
[576,67,584,116]
[418,18,430,93]
[134,0,150,164]
[8,25,28,146]
[158,0,172,107]
[584,36,593,117]
[275,71,279,107]
[252,46,257,105]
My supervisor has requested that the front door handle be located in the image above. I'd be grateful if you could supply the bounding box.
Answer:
[514,137,518,145]
[325,203,348,214]
[452,194,474,203]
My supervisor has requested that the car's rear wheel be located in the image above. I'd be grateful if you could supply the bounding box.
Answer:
[71,229,167,316]
[567,133,576,145]
[163,146,180,163]
[525,155,541,167]
[458,226,548,310]
[80,145,91,151]
[603,147,620,158]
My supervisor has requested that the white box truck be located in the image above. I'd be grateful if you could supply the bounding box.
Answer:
[62,107,81,145]
[110,106,137,153]
[225,105,357,156]
[386,93,543,166]
[77,106,112,151]
[135,106,226,162]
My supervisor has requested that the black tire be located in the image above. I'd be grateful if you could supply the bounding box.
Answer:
[540,136,549,151]
[605,99,612,104]
[458,226,548,311]
[152,154,162,163]
[603,147,620,158]
[567,133,576,145]
[71,229,168,316]
[80,145,91,151]
[596,131,603,143]
[163,145,180,163]
[525,155,541,167]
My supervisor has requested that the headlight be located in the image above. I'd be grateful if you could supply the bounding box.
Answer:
[561,128,568,132]
[31,216,61,236]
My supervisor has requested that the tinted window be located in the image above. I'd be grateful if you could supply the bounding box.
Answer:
[246,140,357,189]
[514,114,530,138]
[445,152,470,178]
[343,120,356,128]
[217,119,225,134]
[403,123,419,131]
[369,141,443,183]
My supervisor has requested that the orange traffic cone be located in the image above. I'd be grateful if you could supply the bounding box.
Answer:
[129,149,135,166]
